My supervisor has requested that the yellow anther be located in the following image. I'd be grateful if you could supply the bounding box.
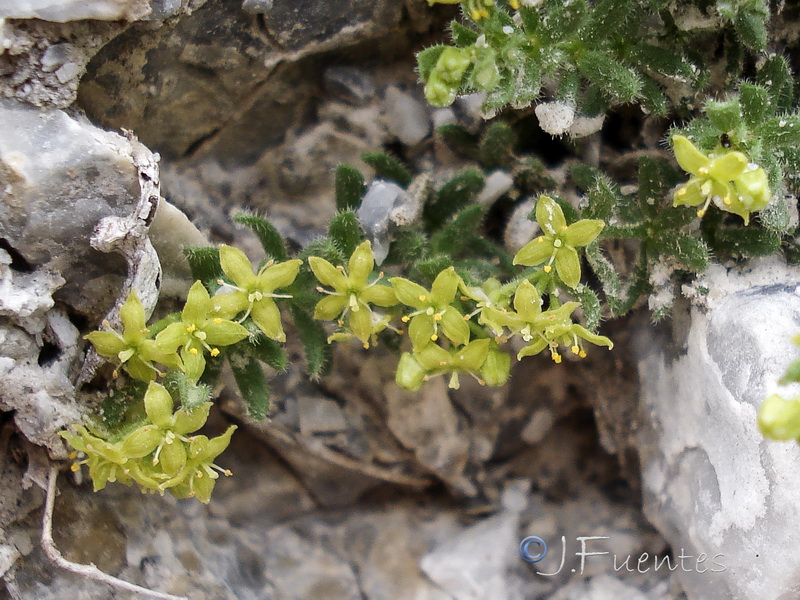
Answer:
[396,329,404,335]
[537,237,545,243]
[470,8,481,19]
[224,469,233,477]
[434,314,443,322]
[723,196,731,205]
[439,361,448,367]
[68,451,78,460]
[510,0,520,7]
[210,348,220,357]
[214,318,222,324]
[401,315,410,323]
[363,343,370,350]
[677,187,687,196]
[186,324,197,333]
[189,347,199,355]
[478,379,486,386]
[552,352,562,364]
[418,295,427,302]
[543,265,552,273]
[140,328,150,334]
[571,345,580,355]
[697,209,706,218]
[579,350,587,358]
[431,334,439,341]
[561,225,568,232]
[698,167,709,175]
[70,463,80,472]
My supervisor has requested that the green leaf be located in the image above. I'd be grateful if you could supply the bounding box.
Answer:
[230,356,271,421]
[335,164,365,211]
[328,210,363,257]
[540,0,588,42]
[780,359,800,385]
[361,152,412,187]
[638,157,680,218]
[630,44,693,79]
[576,51,642,104]
[571,286,602,331]
[412,256,453,285]
[758,194,791,234]
[582,172,619,221]
[653,233,709,272]
[608,252,651,317]
[163,370,211,412]
[431,205,485,256]
[289,303,331,379]
[704,98,742,133]
[733,3,768,52]
[384,228,428,266]
[739,83,771,127]
[437,124,479,160]
[757,56,793,113]
[585,240,621,298]
[417,45,448,82]
[231,333,287,371]
[582,0,631,44]
[451,20,479,47]
[233,213,288,261]
[761,115,800,147]
[707,225,782,257]
[183,246,223,293]
[638,75,668,117]
[478,122,517,169]
[424,169,485,230]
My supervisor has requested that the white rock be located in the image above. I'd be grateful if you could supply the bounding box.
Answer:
[357,179,407,265]
[637,257,800,600]
[568,114,605,138]
[384,86,431,147]
[0,0,151,21]
[535,101,576,136]
[504,198,540,252]
[477,170,514,206]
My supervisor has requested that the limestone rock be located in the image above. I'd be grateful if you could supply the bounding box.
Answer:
[0,0,150,22]
[636,258,800,600]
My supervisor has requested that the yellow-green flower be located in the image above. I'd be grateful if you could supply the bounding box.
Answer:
[425,46,472,107]
[507,281,613,362]
[513,196,604,288]
[758,393,800,441]
[390,267,470,351]
[671,135,770,224]
[84,291,180,381]
[161,427,237,504]
[214,245,302,342]
[395,338,491,391]
[156,281,249,381]
[309,240,398,348]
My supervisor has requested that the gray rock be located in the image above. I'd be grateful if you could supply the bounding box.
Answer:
[0,0,150,21]
[636,258,800,600]
[383,86,431,147]
[324,65,376,105]
[357,179,407,264]
[241,0,273,14]
[0,99,139,318]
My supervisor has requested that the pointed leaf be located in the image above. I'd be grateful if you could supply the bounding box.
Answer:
[230,357,271,421]
[361,152,412,187]
[328,211,363,257]
[290,304,331,379]
[233,213,288,261]
[335,164,366,211]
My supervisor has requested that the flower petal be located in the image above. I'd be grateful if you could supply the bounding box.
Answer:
[119,292,147,343]
[513,237,554,266]
[416,344,453,371]
[535,195,567,235]
[84,331,126,359]
[360,284,397,307]
[219,245,256,289]
[202,319,249,346]
[513,280,542,321]
[572,324,614,349]
[348,241,374,287]
[250,299,285,342]
[314,295,348,320]
[257,259,302,292]
[673,179,705,208]
[395,353,426,391]
[172,402,212,435]
[210,291,248,319]
[181,345,206,382]
[182,281,211,325]
[517,338,549,360]
[431,268,460,305]
[144,381,175,428]
[348,303,374,343]
[159,439,187,477]
[554,246,581,288]
[672,135,709,175]
[124,356,157,382]
[441,305,470,346]
[390,277,430,309]
[708,151,747,181]
[309,256,348,291]
[409,314,436,351]
[564,219,604,248]
[119,425,162,459]
[155,322,189,353]
[454,338,490,371]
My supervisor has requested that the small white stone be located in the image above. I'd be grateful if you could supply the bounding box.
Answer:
[476,170,514,206]
[535,101,576,136]
[383,86,431,147]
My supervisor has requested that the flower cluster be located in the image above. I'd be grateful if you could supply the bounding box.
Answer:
[62,382,236,503]
[311,197,612,392]
[672,135,770,224]
[70,245,304,503]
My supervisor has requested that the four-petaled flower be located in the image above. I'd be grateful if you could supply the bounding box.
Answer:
[390,267,471,351]
[396,338,491,391]
[156,281,249,381]
[671,135,770,225]
[214,245,302,343]
[85,291,181,381]
[513,196,604,288]
[309,240,398,348]
[507,281,613,362]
